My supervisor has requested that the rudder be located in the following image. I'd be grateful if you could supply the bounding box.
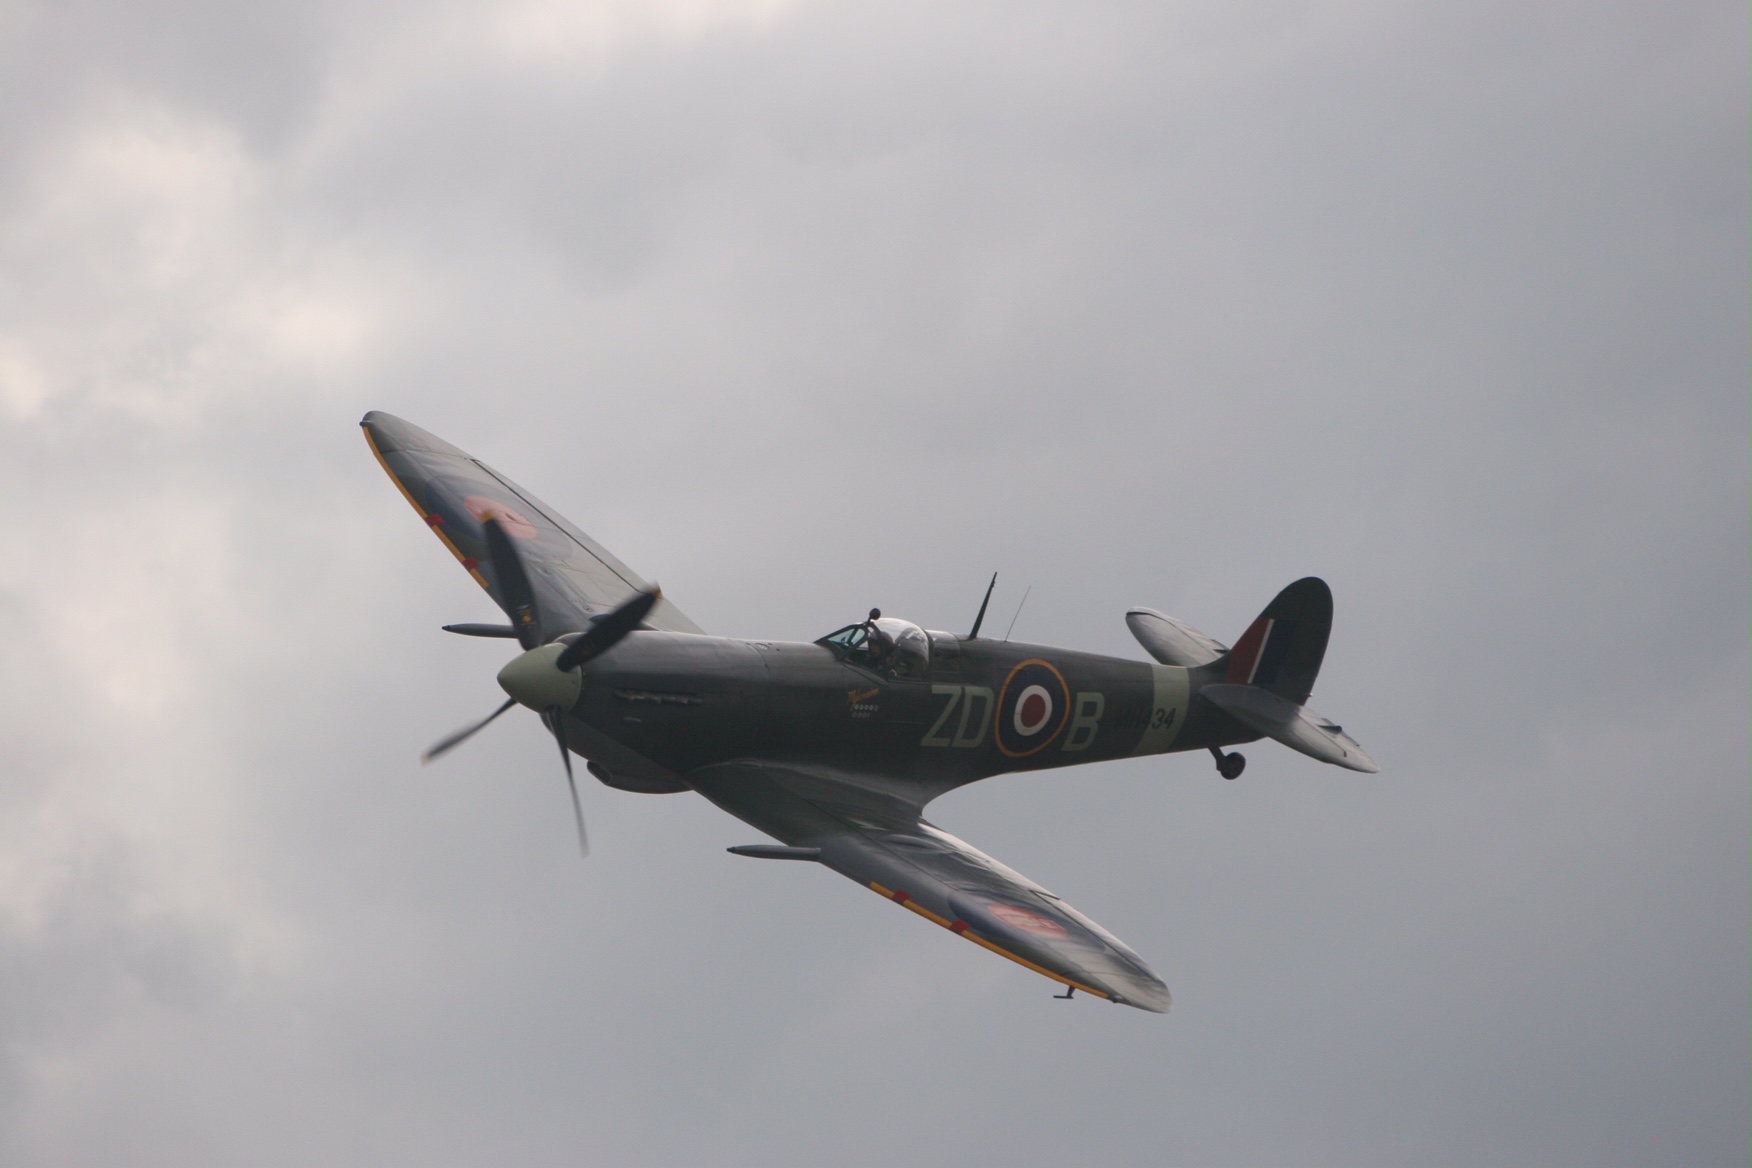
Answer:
[1222,577,1331,704]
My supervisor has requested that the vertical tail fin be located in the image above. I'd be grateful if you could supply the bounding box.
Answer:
[1222,577,1332,704]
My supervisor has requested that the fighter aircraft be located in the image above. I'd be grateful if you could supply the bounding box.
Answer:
[363,411,1377,1012]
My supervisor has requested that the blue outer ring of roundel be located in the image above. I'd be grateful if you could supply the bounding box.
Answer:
[995,659,1071,758]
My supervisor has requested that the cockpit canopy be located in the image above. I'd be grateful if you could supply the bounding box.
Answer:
[818,616,931,678]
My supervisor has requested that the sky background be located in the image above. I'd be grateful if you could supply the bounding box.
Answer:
[0,1,1746,1164]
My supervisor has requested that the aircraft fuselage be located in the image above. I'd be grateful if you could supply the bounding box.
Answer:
[536,631,1256,797]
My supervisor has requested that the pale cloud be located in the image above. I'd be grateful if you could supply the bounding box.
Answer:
[489,0,802,65]
[0,337,51,419]
[0,99,418,423]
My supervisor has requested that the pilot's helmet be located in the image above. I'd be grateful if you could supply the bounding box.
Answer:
[869,617,930,677]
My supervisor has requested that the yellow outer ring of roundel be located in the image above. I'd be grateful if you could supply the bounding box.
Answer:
[994,658,1072,758]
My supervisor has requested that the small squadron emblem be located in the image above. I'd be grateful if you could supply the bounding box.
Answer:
[846,687,881,720]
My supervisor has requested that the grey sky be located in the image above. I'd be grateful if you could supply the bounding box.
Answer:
[0,0,1745,1164]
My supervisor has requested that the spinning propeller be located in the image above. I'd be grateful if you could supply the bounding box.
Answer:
[423,515,659,858]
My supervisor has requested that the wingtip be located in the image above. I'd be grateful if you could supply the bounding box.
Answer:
[1114,982,1173,1013]
[1340,744,1381,773]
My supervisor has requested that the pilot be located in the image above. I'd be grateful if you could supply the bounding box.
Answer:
[863,608,894,672]
[866,626,894,672]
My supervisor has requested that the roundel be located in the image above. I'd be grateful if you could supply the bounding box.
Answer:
[461,495,539,539]
[995,659,1070,757]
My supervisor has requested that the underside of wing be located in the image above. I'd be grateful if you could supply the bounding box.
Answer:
[689,760,1171,1012]
[361,411,703,636]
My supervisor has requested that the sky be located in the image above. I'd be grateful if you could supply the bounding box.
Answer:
[0,0,1746,1164]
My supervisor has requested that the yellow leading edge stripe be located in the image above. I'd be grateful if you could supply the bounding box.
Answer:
[363,425,492,592]
[869,882,1109,1000]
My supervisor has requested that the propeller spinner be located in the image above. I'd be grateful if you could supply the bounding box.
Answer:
[421,516,658,859]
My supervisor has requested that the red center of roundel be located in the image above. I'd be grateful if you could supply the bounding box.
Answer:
[988,904,1069,937]
[1014,685,1052,734]
[462,496,539,539]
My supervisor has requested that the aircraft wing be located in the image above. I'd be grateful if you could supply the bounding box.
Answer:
[361,411,704,636]
[688,760,1172,1012]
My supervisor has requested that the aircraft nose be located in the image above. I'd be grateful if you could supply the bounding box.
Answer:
[496,643,583,712]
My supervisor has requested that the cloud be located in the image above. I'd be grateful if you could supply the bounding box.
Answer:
[0,0,1744,1164]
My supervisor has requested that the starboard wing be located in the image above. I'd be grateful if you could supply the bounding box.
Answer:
[361,411,704,637]
[688,759,1172,1012]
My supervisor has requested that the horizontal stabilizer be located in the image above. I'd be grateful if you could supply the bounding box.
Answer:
[1200,683,1378,773]
[1126,608,1228,667]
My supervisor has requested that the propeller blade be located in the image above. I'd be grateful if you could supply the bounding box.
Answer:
[544,705,589,858]
[422,696,518,763]
[554,587,661,671]
[482,517,542,650]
